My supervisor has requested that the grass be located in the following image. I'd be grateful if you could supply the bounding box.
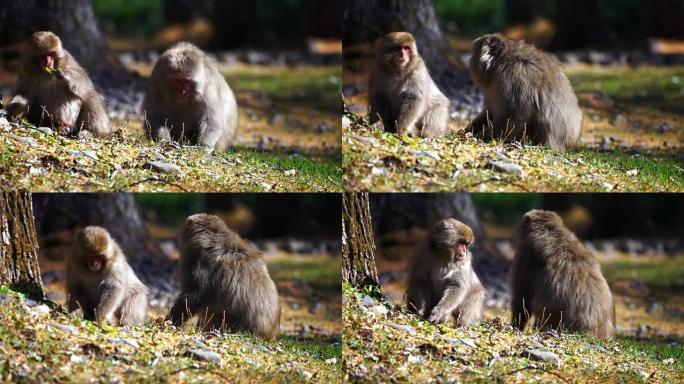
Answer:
[343,284,684,383]
[0,289,342,383]
[343,65,684,192]
[0,63,341,192]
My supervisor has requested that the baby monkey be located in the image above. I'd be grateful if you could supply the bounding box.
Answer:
[368,32,450,138]
[406,219,485,326]
[510,210,615,339]
[7,31,112,138]
[67,226,148,326]
[167,214,280,339]
[468,34,582,150]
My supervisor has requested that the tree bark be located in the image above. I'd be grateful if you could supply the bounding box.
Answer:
[300,0,345,39]
[212,0,258,49]
[32,194,147,259]
[343,0,454,75]
[342,193,379,289]
[0,192,44,299]
[370,193,509,295]
[552,0,608,49]
[0,0,108,69]
[641,0,684,40]
[163,0,199,24]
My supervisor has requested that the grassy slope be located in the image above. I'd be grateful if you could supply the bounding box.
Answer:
[0,252,342,383]
[343,65,684,192]
[0,64,341,192]
[344,285,684,383]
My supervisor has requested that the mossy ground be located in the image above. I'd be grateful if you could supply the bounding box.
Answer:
[0,251,342,383]
[343,65,684,192]
[344,253,684,383]
[0,63,341,192]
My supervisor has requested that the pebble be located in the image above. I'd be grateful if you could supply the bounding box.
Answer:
[445,337,477,348]
[522,349,560,367]
[185,348,221,363]
[487,160,522,176]
[145,161,181,175]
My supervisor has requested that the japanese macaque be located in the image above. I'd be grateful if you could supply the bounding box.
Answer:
[468,33,582,151]
[142,42,238,152]
[6,31,111,138]
[167,214,280,339]
[406,219,485,326]
[67,226,148,326]
[368,32,450,138]
[510,210,615,339]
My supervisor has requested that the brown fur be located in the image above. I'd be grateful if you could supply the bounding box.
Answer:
[142,42,238,152]
[510,210,615,339]
[67,226,148,326]
[167,214,280,339]
[6,31,111,138]
[368,32,450,138]
[468,33,582,150]
[406,219,485,326]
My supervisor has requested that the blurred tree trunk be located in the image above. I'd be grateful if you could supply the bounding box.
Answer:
[343,0,453,75]
[32,194,146,259]
[0,192,44,300]
[641,0,684,39]
[552,0,607,49]
[343,0,469,98]
[506,0,543,24]
[163,0,199,24]
[370,193,509,294]
[342,193,379,289]
[212,0,258,49]
[0,0,108,70]
[300,0,345,38]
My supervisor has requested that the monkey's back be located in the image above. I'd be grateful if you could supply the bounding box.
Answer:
[487,42,582,149]
[524,225,614,338]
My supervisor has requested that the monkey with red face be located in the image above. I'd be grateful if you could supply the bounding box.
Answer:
[142,42,238,152]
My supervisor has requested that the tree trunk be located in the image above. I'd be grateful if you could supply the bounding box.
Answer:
[0,0,108,69]
[342,193,379,289]
[300,0,345,39]
[506,0,546,24]
[342,0,470,99]
[641,0,684,40]
[212,0,258,49]
[370,193,509,296]
[32,194,147,259]
[552,0,608,49]
[163,0,199,24]
[0,192,44,299]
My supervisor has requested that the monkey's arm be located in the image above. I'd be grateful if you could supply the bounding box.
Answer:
[57,65,95,99]
[77,92,112,137]
[368,93,389,125]
[396,92,426,136]
[95,282,125,323]
[145,111,173,143]
[428,283,467,324]
[197,112,224,151]
[67,281,88,313]
[510,266,533,329]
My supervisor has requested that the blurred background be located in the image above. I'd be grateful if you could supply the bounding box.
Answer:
[368,193,684,341]
[33,193,342,340]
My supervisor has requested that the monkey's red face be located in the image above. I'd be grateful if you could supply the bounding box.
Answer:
[36,52,56,73]
[172,78,195,101]
[396,45,411,66]
[456,240,469,258]
[85,254,106,272]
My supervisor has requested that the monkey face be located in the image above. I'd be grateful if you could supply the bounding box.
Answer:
[171,78,197,102]
[82,252,107,272]
[28,31,62,74]
[430,219,474,260]
[75,226,113,272]
[380,32,417,70]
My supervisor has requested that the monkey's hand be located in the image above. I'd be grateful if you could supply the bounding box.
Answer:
[6,95,29,118]
[57,68,92,99]
[428,310,449,324]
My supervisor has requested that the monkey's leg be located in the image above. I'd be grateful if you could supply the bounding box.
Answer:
[454,285,484,326]
[95,283,125,324]
[420,102,449,138]
[466,111,493,139]
[77,93,112,138]
[510,282,533,330]
[167,292,204,326]
[396,93,426,137]
[119,290,148,326]
[197,115,225,152]
[406,283,431,318]
[428,285,467,324]
[368,94,390,131]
